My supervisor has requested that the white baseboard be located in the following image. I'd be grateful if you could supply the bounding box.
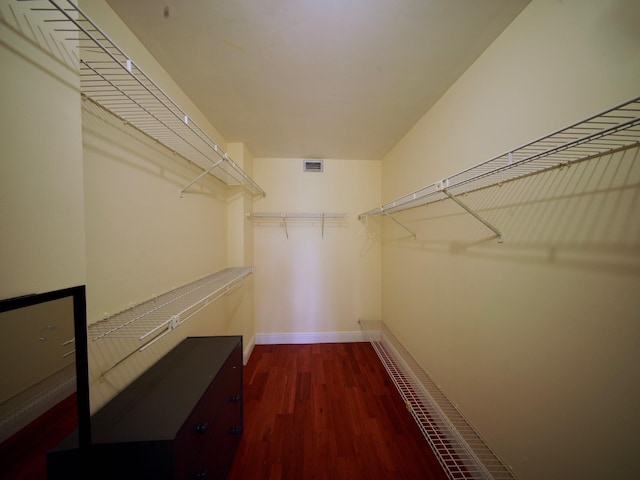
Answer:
[366,330,382,342]
[255,330,366,345]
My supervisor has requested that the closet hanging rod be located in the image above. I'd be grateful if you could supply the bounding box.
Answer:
[247,212,348,239]
[247,212,348,219]
[180,159,223,197]
[359,95,640,219]
[24,0,265,196]
[89,267,254,378]
[88,267,254,342]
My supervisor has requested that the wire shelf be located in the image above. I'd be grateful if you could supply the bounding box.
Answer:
[9,0,264,196]
[247,212,348,219]
[360,96,640,218]
[88,267,253,343]
[360,320,516,480]
[247,212,349,238]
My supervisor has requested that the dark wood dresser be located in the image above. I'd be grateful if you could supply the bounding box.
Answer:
[47,336,243,480]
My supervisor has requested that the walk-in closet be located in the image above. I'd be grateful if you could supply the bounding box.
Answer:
[1,1,638,479]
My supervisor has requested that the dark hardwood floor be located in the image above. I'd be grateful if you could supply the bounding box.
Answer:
[0,393,77,480]
[227,343,448,480]
[1,342,447,480]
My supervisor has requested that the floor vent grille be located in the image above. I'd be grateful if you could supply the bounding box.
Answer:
[359,320,516,480]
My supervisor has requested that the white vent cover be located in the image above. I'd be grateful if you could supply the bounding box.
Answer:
[303,159,323,172]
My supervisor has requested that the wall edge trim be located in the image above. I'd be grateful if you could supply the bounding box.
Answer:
[243,334,256,365]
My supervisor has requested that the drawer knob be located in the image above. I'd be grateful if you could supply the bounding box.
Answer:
[230,394,241,403]
[193,422,208,434]
[192,469,208,479]
[229,426,242,435]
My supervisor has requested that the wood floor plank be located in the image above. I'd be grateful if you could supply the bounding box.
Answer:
[227,342,448,480]
[2,342,449,480]
[0,393,77,480]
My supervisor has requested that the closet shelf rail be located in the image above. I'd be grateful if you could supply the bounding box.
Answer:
[359,320,515,480]
[360,96,640,219]
[247,212,348,219]
[18,0,265,197]
[88,267,253,345]
[246,212,348,239]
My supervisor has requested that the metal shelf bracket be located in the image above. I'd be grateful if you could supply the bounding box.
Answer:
[91,267,254,379]
[383,211,417,239]
[358,96,640,245]
[14,0,266,198]
[247,212,347,239]
[180,159,223,197]
[442,187,503,243]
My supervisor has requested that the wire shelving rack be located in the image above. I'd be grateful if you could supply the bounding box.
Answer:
[88,267,253,376]
[246,212,348,238]
[359,96,640,241]
[359,320,516,480]
[7,0,265,196]
[89,267,253,343]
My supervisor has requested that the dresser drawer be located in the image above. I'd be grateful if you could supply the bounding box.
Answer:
[174,344,243,474]
[47,336,243,480]
[187,400,243,480]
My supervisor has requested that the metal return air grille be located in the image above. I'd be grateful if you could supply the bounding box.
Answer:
[359,320,516,480]
[303,159,324,172]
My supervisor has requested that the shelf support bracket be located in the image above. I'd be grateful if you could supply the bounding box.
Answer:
[383,211,417,239]
[98,329,166,381]
[443,188,503,243]
[179,159,223,197]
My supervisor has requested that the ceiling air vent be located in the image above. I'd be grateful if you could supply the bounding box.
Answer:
[303,159,323,173]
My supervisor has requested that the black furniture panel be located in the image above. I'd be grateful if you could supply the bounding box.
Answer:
[47,336,243,480]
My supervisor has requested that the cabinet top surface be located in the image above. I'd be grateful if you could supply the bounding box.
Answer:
[91,336,241,443]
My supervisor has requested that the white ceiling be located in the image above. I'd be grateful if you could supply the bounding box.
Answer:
[106,0,530,160]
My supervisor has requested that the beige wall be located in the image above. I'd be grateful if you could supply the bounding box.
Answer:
[79,0,227,151]
[226,142,257,360]
[79,1,257,409]
[0,297,75,402]
[4,0,639,476]
[252,158,381,341]
[0,1,85,440]
[1,0,257,411]
[0,7,85,299]
[383,0,640,202]
[82,97,235,408]
[82,99,229,323]
[379,1,640,479]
